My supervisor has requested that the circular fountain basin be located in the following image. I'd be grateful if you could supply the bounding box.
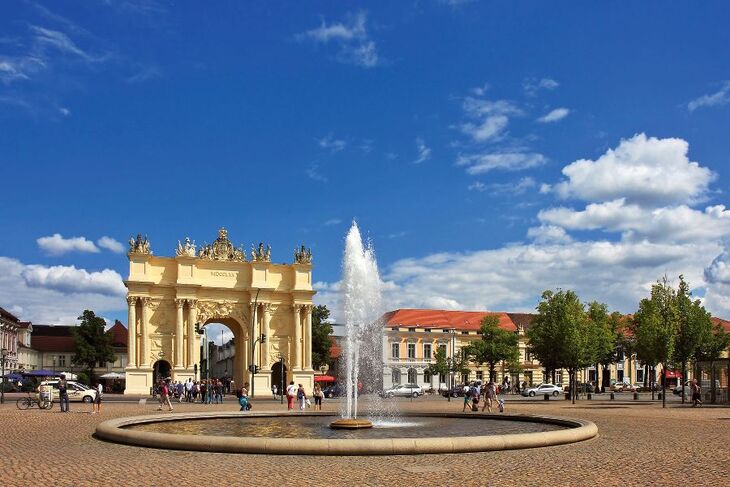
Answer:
[96,411,597,455]
[330,418,373,429]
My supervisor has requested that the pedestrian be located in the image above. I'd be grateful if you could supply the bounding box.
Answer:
[200,380,207,404]
[238,382,250,411]
[462,383,472,412]
[185,378,193,402]
[272,384,278,400]
[286,381,297,410]
[192,381,199,401]
[92,382,103,414]
[58,374,70,413]
[157,379,174,412]
[313,383,324,411]
[691,378,702,407]
[214,380,223,404]
[482,380,496,413]
[297,384,307,412]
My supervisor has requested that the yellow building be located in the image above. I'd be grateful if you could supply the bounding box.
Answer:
[124,229,315,396]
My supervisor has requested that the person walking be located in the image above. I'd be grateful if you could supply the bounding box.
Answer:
[691,378,703,407]
[482,380,496,413]
[286,381,297,410]
[92,382,103,414]
[297,384,307,412]
[185,378,193,402]
[58,374,70,413]
[272,384,278,400]
[462,383,472,412]
[157,379,174,412]
[313,383,324,411]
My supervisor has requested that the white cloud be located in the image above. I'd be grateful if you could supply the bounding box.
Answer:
[306,163,328,182]
[318,135,347,153]
[537,107,570,123]
[526,225,573,244]
[459,97,523,143]
[127,65,162,84]
[37,233,100,255]
[0,256,126,324]
[688,81,730,112]
[523,77,559,96]
[456,152,546,174]
[30,26,98,62]
[471,177,537,195]
[468,181,486,192]
[58,106,71,116]
[324,218,342,226]
[97,236,125,253]
[553,133,715,206]
[461,115,509,142]
[414,138,432,163]
[298,12,379,68]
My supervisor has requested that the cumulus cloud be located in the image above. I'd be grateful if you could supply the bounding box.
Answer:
[97,236,125,253]
[537,107,570,123]
[553,133,715,206]
[0,256,126,324]
[526,225,573,244]
[688,81,730,112]
[324,218,342,226]
[523,77,559,96]
[298,12,379,68]
[456,152,546,174]
[414,138,432,163]
[37,234,100,255]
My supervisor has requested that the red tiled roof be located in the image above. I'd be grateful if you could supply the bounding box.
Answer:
[711,317,730,332]
[32,335,76,352]
[382,309,518,332]
[0,306,20,323]
[108,321,128,347]
[18,321,32,329]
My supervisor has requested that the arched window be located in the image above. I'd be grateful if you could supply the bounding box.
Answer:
[392,369,401,385]
[407,368,417,384]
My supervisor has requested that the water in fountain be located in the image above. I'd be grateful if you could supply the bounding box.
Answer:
[340,221,383,421]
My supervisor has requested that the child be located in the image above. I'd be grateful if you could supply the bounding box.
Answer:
[498,398,505,413]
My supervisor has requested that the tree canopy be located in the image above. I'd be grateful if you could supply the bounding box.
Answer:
[72,310,116,382]
[311,305,334,368]
[464,315,520,381]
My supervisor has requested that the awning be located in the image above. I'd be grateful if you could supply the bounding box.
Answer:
[23,369,58,377]
[314,375,337,383]
[664,370,682,379]
[99,372,125,379]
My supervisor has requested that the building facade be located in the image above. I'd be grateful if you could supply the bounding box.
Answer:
[0,307,21,371]
[124,229,315,396]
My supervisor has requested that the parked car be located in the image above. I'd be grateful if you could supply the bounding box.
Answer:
[611,382,637,392]
[382,383,424,398]
[521,383,562,397]
[40,380,97,403]
[441,385,467,398]
[673,380,721,396]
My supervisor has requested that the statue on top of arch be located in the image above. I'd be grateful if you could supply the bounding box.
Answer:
[251,242,271,262]
[198,227,246,262]
[176,237,197,257]
[129,234,152,255]
[294,245,312,264]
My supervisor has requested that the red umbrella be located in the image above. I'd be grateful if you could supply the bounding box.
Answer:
[314,375,337,383]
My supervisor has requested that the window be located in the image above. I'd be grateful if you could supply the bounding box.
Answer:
[58,355,66,367]
[423,343,432,360]
[424,370,432,384]
[525,350,532,361]
[476,371,483,381]
[392,369,401,384]
[636,369,644,383]
[439,373,446,383]
[461,372,469,383]
[461,348,468,360]
[617,370,624,382]
[407,368,417,383]
[408,328,416,333]
[556,371,563,384]
[391,343,400,359]
[424,328,431,333]
[407,343,416,359]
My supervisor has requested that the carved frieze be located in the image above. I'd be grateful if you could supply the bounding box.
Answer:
[196,300,246,323]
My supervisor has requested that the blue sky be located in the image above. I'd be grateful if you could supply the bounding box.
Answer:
[3,1,730,331]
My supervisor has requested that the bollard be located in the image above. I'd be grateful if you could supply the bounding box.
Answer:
[658,392,662,400]
[544,393,550,401]
[610,392,615,400]
[633,392,638,400]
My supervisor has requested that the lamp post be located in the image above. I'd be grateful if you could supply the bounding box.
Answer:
[446,357,453,402]
[249,289,261,398]
[277,353,287,405]
[1,348,8,405]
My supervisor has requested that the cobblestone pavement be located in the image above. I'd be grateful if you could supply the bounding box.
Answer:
[1,394,728,487]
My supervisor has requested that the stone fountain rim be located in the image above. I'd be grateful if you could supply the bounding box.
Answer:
[95,411,598,456]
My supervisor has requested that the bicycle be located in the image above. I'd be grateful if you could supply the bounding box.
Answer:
[16,392,54,410]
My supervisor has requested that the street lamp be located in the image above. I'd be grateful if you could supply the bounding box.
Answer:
[1,348,8,405]
[446,357,453,402]
[277,353,287,405]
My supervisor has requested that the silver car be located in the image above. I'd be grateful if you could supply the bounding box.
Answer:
[521,383,562,397]
[383,383,424,398]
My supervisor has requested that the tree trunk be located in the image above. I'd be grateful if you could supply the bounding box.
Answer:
[628,357,633,393]
[571,369,576,404]
[711,361,716,404]
[651,365,655,401]
[489,364,495,383]
[661,367,666,408]
[681,362,686,404]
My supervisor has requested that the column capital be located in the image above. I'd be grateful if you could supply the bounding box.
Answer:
[127,296,139,306]
[262,302,274,311]
[187,299,198,309]
[174,298,185,308]
[292,303,304,311]
[141,297,154,306]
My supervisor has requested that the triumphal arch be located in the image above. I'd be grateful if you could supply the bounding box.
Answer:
[124,228,315,396]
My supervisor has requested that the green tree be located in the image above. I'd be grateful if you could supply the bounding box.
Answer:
[72,310,116,384]
[694,323,730,403]
[633,276,678,407]
[586,302,619,393]
[429,346,449,383]
[464,315,520,382]
[527,289,592,403]
[311,305,334,368]
[673,275,713,403]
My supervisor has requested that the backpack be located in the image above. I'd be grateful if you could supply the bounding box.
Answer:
[297,390,305,399]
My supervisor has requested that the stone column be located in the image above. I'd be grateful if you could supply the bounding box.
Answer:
[187,300,197,369]
[250,303,259,365]
[304,305,313,370]
[126,297,137,368]
[174,299,184,368]
[140,297,152,367]
[292,304,301,370]
[262,303,271,370]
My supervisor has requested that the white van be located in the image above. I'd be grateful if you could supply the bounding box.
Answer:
[40,380,97,403]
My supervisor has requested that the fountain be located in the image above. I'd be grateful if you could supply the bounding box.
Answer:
[331,221,382,430]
